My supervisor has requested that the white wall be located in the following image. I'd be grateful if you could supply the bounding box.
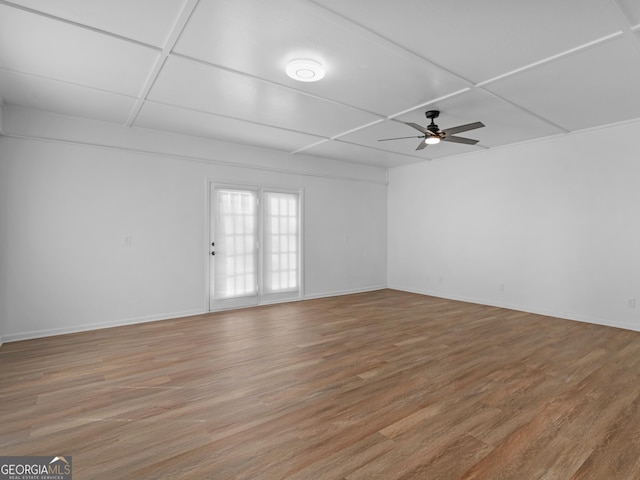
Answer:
[388,120,640,331]
[0,107,387,341]
[0,106,6,345]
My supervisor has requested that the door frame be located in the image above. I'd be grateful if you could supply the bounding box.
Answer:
[205,179,304,312]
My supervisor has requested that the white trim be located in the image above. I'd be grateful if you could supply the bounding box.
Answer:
[299,188,306,299]
[204,176,214,313]
[0,101,4,136]
[125,0,200,126]
[3,287,387,343]
[2,133,387,186]
[475,32,623,88]
[259,294,303,306]
[0,0,160,51]
[2,309,205,343]
[303,285,387,301]
[388,284,640,333]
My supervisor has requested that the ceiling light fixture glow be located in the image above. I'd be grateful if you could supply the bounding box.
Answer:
[425,136,440,145]
[286,59,325,82]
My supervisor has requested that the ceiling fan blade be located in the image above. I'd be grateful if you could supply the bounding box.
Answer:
[442,135,479,145]
[378,135,424,142]
[405,122,429,134]
[442,121,485,136]
[415,139,428,150]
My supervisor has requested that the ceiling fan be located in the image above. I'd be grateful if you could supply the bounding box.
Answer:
[379,110,485,151]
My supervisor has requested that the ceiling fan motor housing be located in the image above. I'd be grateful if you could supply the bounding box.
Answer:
[425,110,440,134]
[425,110,440,120]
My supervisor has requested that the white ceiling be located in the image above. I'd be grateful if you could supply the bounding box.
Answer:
[1,0,640,168]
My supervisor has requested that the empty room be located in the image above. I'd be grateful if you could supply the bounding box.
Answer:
[2,0,640,478]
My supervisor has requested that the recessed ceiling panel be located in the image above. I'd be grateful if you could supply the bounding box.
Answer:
[148,56,381,138]
[300,139,424,168]
[4,0,187,46]
[0,5,159,96]
[312,0,621,84]
[615,0,640,27]
[484,37,640,131]
[174,0,469,115]
[0,69,136,124]
[135,102,326,153]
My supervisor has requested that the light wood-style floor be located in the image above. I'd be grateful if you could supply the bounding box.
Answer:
[2,289,640,479]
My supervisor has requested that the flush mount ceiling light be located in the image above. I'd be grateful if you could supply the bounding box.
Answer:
[286,58,325,82]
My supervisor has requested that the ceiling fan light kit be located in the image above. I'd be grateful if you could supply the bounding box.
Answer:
[378,109,485,152]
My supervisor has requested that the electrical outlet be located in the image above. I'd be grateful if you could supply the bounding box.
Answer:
[628,298,636,309]
[123,235,133,247]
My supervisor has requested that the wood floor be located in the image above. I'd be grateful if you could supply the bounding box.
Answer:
[2,289,640,479]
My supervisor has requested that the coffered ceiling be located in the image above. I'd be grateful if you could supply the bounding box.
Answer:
[1,0,640,168]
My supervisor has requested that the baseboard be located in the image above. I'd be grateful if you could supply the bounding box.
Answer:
[2,308,206,343]
[303,285,387,301]
[389,284,640,332]
[1,287,388,343]
[17,285,620,344]
[555,311,640,333]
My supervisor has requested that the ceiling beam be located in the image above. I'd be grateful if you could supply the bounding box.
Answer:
[124,0,201,127]
[0,0,160,51]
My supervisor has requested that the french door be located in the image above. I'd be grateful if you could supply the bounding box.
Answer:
[209,184,301,311]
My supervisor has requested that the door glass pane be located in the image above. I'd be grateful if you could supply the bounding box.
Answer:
[215,189,257,299]
[264,192,298,293]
